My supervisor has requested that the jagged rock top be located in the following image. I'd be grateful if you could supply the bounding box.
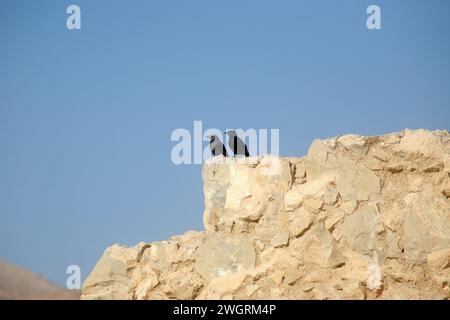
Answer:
[82,129,450,300]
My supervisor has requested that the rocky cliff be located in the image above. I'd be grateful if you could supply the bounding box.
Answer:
[81,129,450,300]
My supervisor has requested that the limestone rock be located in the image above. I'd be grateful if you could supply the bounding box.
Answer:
[384,229,402,259]
[293,223,345,269]
[324,208,344,231]
[403,198,450,265]
[289,207,313,237]
[82,244,140,300]
[392,129,448,160]
[203,156,292,231]
[270,229,290,248]
[304,139,381,202]
[427,249,450,270]
[324,184,339,205]
[194,232,256,280]
[284,172,335,211]
[82,129,450,300]
[442,180,450,198]
[340,200,358,215]
[341,204,380,255]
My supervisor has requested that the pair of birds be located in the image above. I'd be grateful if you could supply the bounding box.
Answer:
[208,130,250,157]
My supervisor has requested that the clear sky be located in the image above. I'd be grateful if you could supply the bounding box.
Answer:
[1,0,449,287]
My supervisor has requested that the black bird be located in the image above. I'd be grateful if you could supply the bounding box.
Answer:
[207,135,228,157]
[225,130,250,157]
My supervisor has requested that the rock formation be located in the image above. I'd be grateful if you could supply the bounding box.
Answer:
[81,129,450,300]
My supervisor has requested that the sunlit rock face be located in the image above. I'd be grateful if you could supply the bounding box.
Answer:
[82,129,450,300]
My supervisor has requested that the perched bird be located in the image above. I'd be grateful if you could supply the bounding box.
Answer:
[207,135,228,157]
[225,130,250,157]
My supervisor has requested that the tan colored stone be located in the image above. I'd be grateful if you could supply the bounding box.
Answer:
[284,171,335,211]
[442,180,450,198]
[364,156,381,171]
[289,207,313,237]
[324,184,339,205]
[340,200,358,215]
[342,204,380,255]
[194,232,256,280]
[384,229,401,259]
[271,229,290,248]
[380,202,405,232]
[298,224,345,268]
[82,244,139,300]
[337,134,369,156]
[393,129,447,159]
[283,268,303,285]
[82,129,450,301]
[269,270,285,285]
[303,198,324,210]
[403,199,450,265]
[371,147,391,162]
[336,165,380,202]
[245,284,259,297]
[324,209,344,231]
[427,249,450,270]
[163,269,204,299]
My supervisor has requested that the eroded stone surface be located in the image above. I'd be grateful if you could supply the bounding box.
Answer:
[82,129,450,300]
[194,232,256,280]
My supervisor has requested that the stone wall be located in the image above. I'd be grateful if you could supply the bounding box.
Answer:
[81,129,450,300]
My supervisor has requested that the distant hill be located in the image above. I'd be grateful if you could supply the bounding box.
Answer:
[0,259,80,300]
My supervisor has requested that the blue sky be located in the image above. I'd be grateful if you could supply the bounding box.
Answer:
[1,0,449,287]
